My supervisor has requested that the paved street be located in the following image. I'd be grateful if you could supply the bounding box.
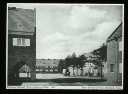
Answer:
[20,73,122,86]
[19,73,31,77]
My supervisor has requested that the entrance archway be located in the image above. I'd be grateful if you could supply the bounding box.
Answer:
[19,64,31,78]
[12,61,31,79]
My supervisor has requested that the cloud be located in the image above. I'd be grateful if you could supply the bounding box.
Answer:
[42,32,70,45]
[84,20,121,40]
[67,5,107,32]
[35,5,122,59]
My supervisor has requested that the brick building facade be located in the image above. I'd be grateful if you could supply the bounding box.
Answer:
[106,23,123,83]
[7,7,36,83]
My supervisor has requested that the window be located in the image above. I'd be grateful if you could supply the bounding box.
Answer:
[110,64,114,73]
[13,38,30,46]
[119,41,122,51]
[119,63,122,73]
[45,66,48,68]
[103,68,107,73]
[17,38,22,45]
[50,66,53,68]
[43,66,45,68]
[40,69,43,71]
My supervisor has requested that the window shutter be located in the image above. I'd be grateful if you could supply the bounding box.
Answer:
[13,38,17,46]
[25,39,30,46]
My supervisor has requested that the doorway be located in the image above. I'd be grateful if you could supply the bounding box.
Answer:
[19,64,31,78]
[12,61,31,79]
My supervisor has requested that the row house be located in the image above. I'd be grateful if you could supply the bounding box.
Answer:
[36,59,60,73]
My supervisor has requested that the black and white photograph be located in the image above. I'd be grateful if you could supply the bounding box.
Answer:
[6,3,124,90]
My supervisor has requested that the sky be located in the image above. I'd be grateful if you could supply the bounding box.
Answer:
[8,3,123,59]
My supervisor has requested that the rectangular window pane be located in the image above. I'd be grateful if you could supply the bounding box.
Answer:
[119,63,122,73]
[110,64,114,73]
[45,66,48,68]
[17,38,21,46]
[25,39,30,46]
[119,41,122,51]
[13,38,17,46]
[22,38,25,46]
[103,68,107,73]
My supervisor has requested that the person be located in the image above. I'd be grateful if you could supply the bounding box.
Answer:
[65,69,70,76]
[27,70,29,77]
[67,69,70,77]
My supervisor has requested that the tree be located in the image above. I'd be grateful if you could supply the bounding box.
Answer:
[71,52,77,75]
[64,52,78,76]
[92,43,107,61]
[65,55,72,68]
[77,54,86,76]
[58,59,63,74]
[91,43,107,79]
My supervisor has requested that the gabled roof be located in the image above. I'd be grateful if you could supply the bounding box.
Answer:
[36,59,61,67]
[107,23,122,40]
[8,7,35,32]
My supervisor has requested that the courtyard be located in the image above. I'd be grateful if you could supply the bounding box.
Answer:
[8,73,122,86]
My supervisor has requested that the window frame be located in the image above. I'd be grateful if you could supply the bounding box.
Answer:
[13,38,30,46]
[110,64,114,73]
[119,63,122,73]
[119,41,122,51]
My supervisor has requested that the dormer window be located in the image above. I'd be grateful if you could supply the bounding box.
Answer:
[13,38,30,46]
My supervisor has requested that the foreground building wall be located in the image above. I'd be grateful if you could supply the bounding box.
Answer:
[8,33,36,80]
[8,7,36,81]
[106,23,122,82]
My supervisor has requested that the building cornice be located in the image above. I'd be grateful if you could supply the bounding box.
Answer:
[106,34,122,43]
[8,30,34,35]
